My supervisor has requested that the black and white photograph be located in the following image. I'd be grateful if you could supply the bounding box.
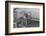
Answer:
[13,8,40,28]
[5,1,45,35]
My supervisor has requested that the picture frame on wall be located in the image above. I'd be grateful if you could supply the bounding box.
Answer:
[5,1,45,35]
